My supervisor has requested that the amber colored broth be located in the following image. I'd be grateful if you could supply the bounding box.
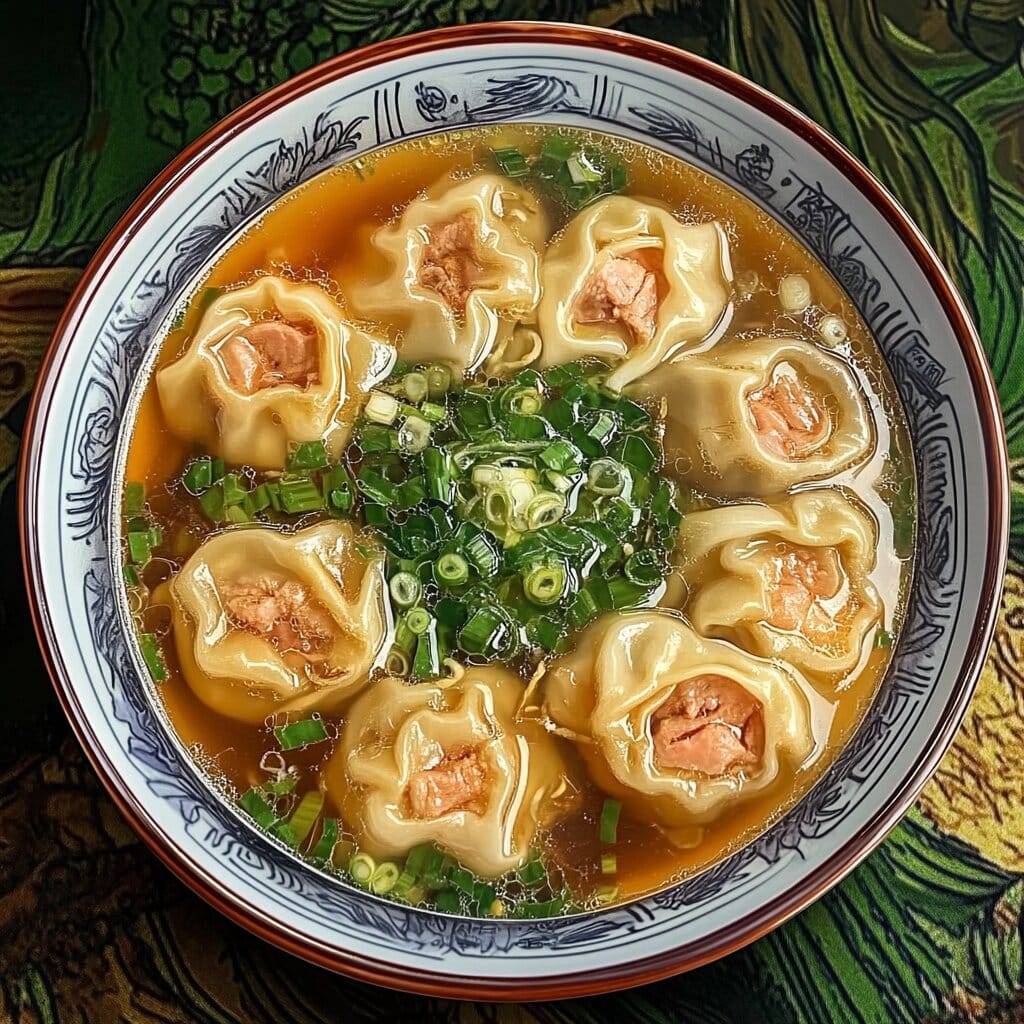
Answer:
[126,126,914,907]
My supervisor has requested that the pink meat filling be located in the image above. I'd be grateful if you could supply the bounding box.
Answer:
[574,255,659,342]
[219,318,319,394]
[651,674,764,776]
[221,577,333,655]
[747,373,828,459]
[418,213,484,310]
[407,746,488,819]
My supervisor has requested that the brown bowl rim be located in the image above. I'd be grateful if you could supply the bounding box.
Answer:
[19,20,1009,1002]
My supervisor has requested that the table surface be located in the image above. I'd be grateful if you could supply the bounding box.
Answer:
[1,3,1022,1022]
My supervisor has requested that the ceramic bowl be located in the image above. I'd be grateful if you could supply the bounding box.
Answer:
[20,22,1008,1000]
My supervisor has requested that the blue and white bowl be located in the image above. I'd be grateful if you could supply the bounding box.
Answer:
[19,23,1008,999]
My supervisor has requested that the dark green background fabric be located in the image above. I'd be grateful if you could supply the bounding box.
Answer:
[1,3,1022,1022]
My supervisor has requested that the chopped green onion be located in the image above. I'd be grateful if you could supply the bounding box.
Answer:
[210,457,225,483]
[420,401,447,422]
[413,626,442,679]
[435,889,461,914]
[406,607,432,636]
[287,440,329,472]
[464,533,499,577]
[625,550,663,587]
[875,629,893,649]
[399,415,431,453]
[526,492,566,530]
[277,477,323,513]
[127,530,153,565]
[608,577,653,609]
[566,151,603,184]
[369,861,401,894]
[349,852,377,886]
[274,717,329,751]
[523,563,566,606]
[124,481,146,516]
[450,867,476,898]
[425,364,452,400]
[138,632,167,682]
[390,571,422,608]
[311,818,339,861]
[516,893,567,918]
[199,484,225,522]
[435,553,469,587]
[459,608,506,656]
[356,470,397,506]
[594,884,619,905]
[539,440,581,474]
[359,425,398,453]
[588,458,627,496]
[263,775,297,796]
[601,853,617,875]
[492,146,530,178]
[222,473,247,507]
[518,855,546,887]
[365,391,400,424]
[287,790,324,847]
[123,564,140,587]
[182,458,213,494]
[239,788,277,830]
[385,646,411,676]
[403,372,428,403]
[404,843,433,877]
[616,434,658,475]
[600,799,621,844]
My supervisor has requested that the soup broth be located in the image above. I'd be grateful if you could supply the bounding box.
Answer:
[122,125,914,916]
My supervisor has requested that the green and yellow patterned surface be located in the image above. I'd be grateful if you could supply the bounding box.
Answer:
[1,3,1022,1022]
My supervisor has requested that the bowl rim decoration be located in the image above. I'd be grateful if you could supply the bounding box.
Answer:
[19,22,1009,1000]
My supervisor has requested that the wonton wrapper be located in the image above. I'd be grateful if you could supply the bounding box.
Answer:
[544,611,814,829]
[537,196,733,390]
[631,335,873,496]
[163,522,386,725]
[678,490,883,680]
[331,668,577,878]
[349,174,548,374]
[158,276,390,469]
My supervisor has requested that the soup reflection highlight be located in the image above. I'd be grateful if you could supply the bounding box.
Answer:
[122,125,914,917]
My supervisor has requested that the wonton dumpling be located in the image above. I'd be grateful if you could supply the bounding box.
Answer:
[537,196,733,390]
[158,276,389,470]
[348,174,548,374]
[544,611,813,830]
[162,522,386,725]
[331,668,576,878]
[631,335,873,495]
[678,490,883,680]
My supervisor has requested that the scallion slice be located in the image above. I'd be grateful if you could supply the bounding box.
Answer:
[875,629,893,649]
[287,790,325,847]
[425,364,452,400]
[459,607,505,656]
[492,146,530,178]
[523,563,566,606]
[349,852,376,886]
[182,458,213,494]
[239,788,276,830]
[406,607,432,636]
[365,391,400,425]
[434,553,469,588]
[587,458,627,496]
[278,477,323,513]
[599,799,621,844]
[124,481,146,516]
[399,415,431,453]
[287,440,329,472]
[389,571,422,608]
[274,717,329,751]
[369,861,401,894]
[311,818,339,861]
[601,853,617,875]
[403,372,428,403]
[138,632,167,682]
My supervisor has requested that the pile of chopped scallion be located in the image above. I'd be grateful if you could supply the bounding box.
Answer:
[349,358,684,677]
